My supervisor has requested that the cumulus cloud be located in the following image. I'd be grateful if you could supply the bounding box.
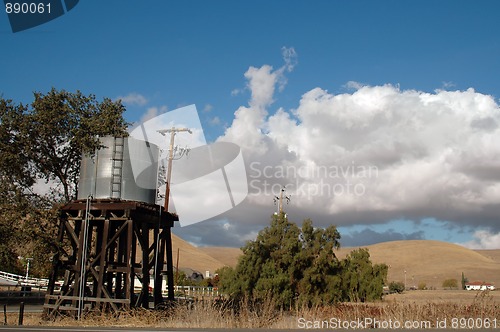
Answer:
[140,105,168,123]
[460,230,500,249]
[222,48,299,155]
[209,116,221,126]
[116,92,148,106]
[203,104,213,113]
[217,57,500,243]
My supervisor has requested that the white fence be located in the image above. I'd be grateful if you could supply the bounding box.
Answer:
[173,285,220,298]
[0,270,220,299]
[0,270,50,289]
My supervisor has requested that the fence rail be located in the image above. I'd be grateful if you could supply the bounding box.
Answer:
[173,285,220,298]
[1,270,220,299]
[0,270,50,288]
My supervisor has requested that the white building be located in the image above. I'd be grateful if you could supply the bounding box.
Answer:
[465,281,495,291]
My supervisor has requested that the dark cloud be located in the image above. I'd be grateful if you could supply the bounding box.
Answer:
[338,228,425,247]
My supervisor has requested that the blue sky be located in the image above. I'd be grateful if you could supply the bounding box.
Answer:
[2,1,500,248]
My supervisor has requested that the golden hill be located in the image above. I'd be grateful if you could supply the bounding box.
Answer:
[474,249,500,264]
[170,233,229,276]
[201,247,242,267]
[334,240,500,289]
[189,239,499,289]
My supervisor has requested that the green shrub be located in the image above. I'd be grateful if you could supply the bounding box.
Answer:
[218,213,388,308]
[389,281,405,294]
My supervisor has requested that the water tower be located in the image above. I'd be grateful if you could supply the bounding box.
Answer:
[44,136,178,318]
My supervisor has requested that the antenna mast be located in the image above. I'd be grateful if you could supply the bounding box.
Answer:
[274,187,290,214]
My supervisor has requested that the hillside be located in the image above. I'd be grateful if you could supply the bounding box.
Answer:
[196,239,500,289]
[170,234,228,276]
[201,247,242,267]
[334,240,500,289]
[475,249,500,263]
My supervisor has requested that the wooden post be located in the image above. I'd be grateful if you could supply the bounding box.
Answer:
[166,227,174,301]
[18,302,24,326]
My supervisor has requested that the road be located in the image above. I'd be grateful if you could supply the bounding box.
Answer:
[2,305,43,313]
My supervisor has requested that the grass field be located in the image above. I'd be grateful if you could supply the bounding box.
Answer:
[10,237,497,328]
[384,289,500,304]
[8,289,499,328]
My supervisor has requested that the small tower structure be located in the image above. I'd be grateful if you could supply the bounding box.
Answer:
[44,136,178,318]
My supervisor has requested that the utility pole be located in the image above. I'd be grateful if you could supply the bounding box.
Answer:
[158,127,192,212]
[274,187,290,214]
[18,256,33,284]
[25,258,32,283]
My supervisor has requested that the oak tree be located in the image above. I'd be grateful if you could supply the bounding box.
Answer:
[0,88,129,276]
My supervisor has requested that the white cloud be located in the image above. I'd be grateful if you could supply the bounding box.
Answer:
[209,116,221,126]
[441,81,456,90]
[140,105,168,123]
[159,51,498,246]
[276,47,298,92]
[222,65,278,155]
[219,61,500,235]
[203,104,213,113]
[460,230,500,249]
[344,81,366,90]
[222,48,299,155]
[245,65,279,110]
[116,92,148,106]
[231,88,242,96]
[281,46,298,73]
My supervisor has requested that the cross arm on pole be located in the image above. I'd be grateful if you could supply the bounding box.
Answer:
[157,127,192,135]
[157,127,192,212]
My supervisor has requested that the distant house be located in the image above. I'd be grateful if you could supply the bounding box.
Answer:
[465,281,495,291]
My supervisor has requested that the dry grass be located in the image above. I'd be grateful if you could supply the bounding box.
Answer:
[9,290,500,329]
[384,289,500,304]
[475,249,500,263]
[40,298,287,329]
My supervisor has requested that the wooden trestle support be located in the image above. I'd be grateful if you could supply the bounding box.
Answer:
[43,199,178,318]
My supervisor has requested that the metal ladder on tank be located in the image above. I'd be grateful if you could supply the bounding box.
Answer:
[110,137,124,199]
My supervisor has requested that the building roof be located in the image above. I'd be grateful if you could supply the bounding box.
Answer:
[465,281,494,286]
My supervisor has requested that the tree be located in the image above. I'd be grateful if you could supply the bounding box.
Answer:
[0,181,24,274]
[220,213,304,308]
[443,278,458,290]
[1,88,129,202]
[461,272,469,290]
[0,99,34,189]
[0,88,129,277]
[217,213,387,308]
[297,219,342,306]
[340,248,388,302]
